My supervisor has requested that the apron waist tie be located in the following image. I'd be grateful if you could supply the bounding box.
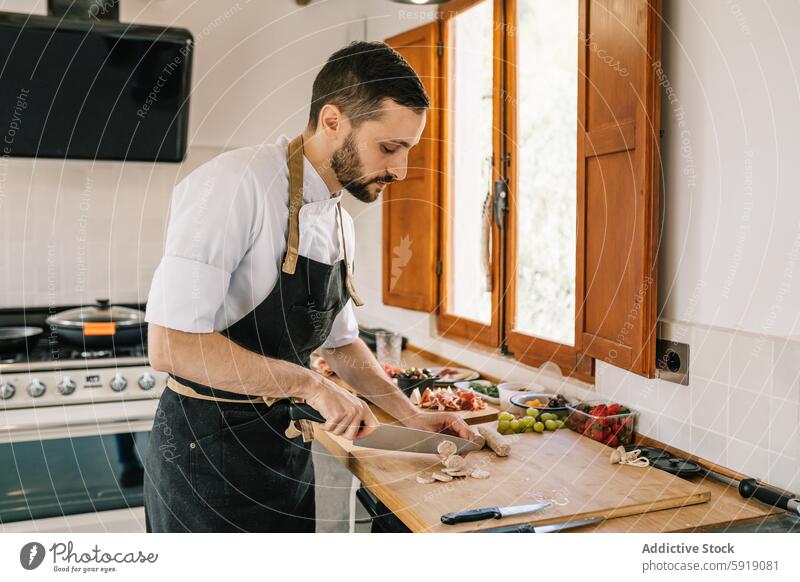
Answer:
[165,376,317,442]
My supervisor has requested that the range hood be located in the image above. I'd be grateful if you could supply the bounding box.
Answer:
[0,1,193,162]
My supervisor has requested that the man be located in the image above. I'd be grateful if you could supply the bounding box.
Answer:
[143,41,475,533]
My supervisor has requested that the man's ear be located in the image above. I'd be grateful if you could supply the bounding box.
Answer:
[318,103,343,137]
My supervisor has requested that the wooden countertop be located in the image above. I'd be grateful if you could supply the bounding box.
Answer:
[314,347,785,532]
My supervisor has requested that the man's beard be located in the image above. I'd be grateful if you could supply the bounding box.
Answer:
[330,132,393,203]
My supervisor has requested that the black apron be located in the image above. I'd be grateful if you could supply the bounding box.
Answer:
[143,135,361,532]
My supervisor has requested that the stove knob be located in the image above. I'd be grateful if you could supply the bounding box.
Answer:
[27,378,46,398]
[110,373,128,392]
[58,376,77,396]
[138,372,156,391]
[0,382,15,400]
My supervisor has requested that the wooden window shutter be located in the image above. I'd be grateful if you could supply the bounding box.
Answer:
[576,0,662,377]
[383,23,440,312]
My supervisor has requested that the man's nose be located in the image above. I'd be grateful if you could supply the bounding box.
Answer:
[388,153,409,181]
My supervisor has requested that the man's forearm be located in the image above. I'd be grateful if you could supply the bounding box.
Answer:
[319,338,419,423]
[148,323,322,400]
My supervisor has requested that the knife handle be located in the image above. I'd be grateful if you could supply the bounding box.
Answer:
[441,507,502,525]
[739,478,798,511]
[288,403,326,423]
[287,403,366,432]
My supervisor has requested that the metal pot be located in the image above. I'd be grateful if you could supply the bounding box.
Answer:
[45,299,147,348]
[0,326,44,355]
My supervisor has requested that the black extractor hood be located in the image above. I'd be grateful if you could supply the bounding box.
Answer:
[0,1,193,162]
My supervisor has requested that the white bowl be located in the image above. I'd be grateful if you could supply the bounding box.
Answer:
[497,382,539,412]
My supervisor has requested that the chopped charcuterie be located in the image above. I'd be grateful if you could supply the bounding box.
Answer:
[444,469,468,478]
[432,471,453,482]
[416,472,436,484]
[416,387,486,411]
[437,440,457,461]
[469,468,490,479]
[443,454,466,471]
[477,425,511,457]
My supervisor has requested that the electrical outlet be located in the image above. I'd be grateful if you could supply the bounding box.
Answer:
[656,339,689,385]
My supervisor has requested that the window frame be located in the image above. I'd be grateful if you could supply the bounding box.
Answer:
[501,0,593,381]
[436,0,506,349]
[436,0,593,381]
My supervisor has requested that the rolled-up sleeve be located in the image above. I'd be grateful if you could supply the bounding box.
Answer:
[320,300,359,349]
[145,155,261,333]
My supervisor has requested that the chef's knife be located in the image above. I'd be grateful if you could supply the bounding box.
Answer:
[288,402,482,455]
[441,502,551,525]
[479,516,605,533]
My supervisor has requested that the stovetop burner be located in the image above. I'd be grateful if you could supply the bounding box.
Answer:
[25,341,147,364]
[0,354,22,365]
[0,305,150,373]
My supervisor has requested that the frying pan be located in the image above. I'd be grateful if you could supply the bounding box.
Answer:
[46,299,146,349]
[0,326,44,356]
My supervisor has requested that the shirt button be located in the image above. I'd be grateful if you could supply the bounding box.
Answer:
[189,442,196,449]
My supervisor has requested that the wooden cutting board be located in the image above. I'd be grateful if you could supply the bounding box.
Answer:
[370,403,498,426]
[318,420,712,532]
[327,374,499,425]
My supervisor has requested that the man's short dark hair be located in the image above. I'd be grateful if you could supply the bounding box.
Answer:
[308,41,429,129]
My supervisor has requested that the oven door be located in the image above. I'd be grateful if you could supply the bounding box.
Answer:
[0,400,156,532]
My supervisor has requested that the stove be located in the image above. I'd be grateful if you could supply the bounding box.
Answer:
[0,306,165,532]
[0,307,166,412]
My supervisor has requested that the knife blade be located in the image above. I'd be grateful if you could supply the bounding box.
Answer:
[354,423,482,455]
[441,502,551,525]
[479,516,605,533]
[287,402,482,455]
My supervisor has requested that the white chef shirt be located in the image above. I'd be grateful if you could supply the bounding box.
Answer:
[145,134,359,349]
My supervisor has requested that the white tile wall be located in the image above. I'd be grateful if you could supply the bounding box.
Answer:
[607,320,800,494]
[690,379,728,435]
[0,146,224,307]
[773,339,800,403]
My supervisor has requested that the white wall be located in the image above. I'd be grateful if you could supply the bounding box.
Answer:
[0,0,365,307]
[657,0,800,340]
[344,0,800,494]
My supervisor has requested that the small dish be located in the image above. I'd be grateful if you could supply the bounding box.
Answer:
[496,382,531,412]
[454,380,501,404]
[509,392,571,419]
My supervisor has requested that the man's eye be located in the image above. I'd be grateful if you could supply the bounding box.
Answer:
[381,145,397,154]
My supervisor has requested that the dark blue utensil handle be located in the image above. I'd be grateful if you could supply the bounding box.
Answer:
[441,507,502,525]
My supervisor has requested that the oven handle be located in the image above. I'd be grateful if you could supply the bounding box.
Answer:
[1,416,155,433]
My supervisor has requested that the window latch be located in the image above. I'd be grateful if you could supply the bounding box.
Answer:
[493,179,509,229]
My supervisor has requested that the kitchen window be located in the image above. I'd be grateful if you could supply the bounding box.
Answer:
[384,0,663,380]
[439,0,586,373]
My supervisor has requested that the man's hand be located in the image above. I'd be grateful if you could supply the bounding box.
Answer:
[303,377,380,441]
[401,410,479,442]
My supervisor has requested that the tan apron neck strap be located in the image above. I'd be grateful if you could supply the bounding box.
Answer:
[336,201,364,307]
[281,134,305,275]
